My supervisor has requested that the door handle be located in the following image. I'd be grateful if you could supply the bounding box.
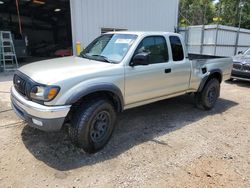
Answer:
[165,68,171,74]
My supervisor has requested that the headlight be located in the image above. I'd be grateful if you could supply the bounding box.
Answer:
[30,86,60,102]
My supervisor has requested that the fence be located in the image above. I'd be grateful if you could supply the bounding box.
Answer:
[179,25,250,57]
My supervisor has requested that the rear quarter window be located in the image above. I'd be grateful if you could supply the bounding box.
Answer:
[169,36,184,61]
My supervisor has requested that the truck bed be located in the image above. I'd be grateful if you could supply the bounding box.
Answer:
[188,53,226,60]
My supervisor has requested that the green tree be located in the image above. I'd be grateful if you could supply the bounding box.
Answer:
[179,0,250,29]
[219,0,250,29]
[241,2,250,29]
[179,0,216,26]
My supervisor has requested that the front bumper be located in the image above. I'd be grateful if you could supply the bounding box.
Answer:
[231,70,250,81]
[11,86,71,131]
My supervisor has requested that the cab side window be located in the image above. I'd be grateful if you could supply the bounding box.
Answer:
[169,36,184,61]
[134,36,168,64]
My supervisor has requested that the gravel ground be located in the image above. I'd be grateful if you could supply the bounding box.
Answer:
[0,72,250,188]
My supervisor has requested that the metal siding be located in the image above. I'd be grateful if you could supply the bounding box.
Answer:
[188,27,202,45]
[180,25,250,56]
[217,30,236,45]
[70,0,179,53]
[215,46,235,56]
[179,31,186,42]
[202,46,214,55]
[188,45,201,54]
[203,30,216,44]
[238,33,250,46]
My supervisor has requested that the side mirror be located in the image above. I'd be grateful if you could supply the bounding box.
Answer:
[130,52,149,66]
[238,51,243,55]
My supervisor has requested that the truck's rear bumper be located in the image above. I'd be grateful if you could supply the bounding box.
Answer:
[11,87,71,131]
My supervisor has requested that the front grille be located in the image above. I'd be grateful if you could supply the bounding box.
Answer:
[242,64,250,72]
[233,62,250,72]
[233,63,242,70]
[13,74,26,96]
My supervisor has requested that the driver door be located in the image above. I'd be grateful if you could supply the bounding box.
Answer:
[124,36,174,105]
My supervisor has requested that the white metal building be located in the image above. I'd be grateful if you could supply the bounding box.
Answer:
[179,25,250,57]
[70,0,180,53]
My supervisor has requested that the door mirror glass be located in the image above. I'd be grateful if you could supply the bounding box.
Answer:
[238,51,243,55]
[130,52,149,66]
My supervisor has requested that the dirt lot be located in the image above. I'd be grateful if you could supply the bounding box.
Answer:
[0,72,250,188]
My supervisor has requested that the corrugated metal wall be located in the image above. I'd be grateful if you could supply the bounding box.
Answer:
[70,0,179,54]
[179,25,250,57]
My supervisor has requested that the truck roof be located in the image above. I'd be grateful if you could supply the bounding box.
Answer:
[105,31,180,37]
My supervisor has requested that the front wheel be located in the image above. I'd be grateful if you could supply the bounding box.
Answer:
[69,99,116,153]
[195,78,220,110]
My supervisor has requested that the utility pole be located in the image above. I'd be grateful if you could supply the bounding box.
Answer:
[234,0,244,55]
[214,1,222,56]
[200,3,208,54]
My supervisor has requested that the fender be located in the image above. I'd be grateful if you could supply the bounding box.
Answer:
[197,69,222,92]
[65,83,124,111]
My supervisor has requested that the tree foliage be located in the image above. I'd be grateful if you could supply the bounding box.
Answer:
[179,0,250,29]
[179,0,215,25]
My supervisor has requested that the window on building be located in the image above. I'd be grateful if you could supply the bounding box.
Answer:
[134,36,169,64]
[101,28,127,34]
[169,36,184,61]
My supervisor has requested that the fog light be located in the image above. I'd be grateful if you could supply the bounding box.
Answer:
[32,118,43,126]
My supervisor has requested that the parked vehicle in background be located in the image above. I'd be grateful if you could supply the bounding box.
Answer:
[230,48,250,81]
[11,31,233,153]
[54,47,72,57]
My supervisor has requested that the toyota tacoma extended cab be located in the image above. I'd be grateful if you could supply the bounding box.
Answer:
[11,32,233,153]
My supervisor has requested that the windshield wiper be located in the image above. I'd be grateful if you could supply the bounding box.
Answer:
[79,52,89,59]
[91,55,115,64]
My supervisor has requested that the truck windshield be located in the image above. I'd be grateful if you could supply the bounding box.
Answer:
[80,34,137,63]
[244,48,250,55]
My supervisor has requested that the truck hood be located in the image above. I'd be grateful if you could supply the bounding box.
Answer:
[19,56,115,85]
[233,54,250,63]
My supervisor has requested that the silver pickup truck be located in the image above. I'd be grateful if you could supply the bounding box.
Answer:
[11,31,232,153]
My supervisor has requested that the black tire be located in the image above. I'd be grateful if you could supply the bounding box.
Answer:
[195,78,220,110]
[69,99,116,153]
[194,92,203,109]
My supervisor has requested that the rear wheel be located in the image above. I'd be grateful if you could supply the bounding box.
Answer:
[195,78,220,110]
[69,99,116,153]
